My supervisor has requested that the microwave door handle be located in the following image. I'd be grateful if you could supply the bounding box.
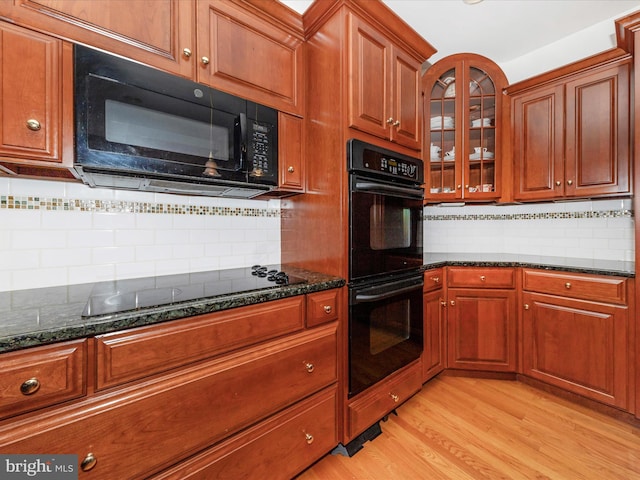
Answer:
[239,112,247,171]
[354,283,422,303]
[354,181,422,199]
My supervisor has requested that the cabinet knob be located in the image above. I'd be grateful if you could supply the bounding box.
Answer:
[20,377,41,395]
[182,48,192,58]
[26,119,41,131]
[305,433,314,445]
[305,363,315,373]
[287,166,295,173]
[390,393,399,403]
[565,282,571,289]
[440,300,446,307]
[81,453,97,472]
[201,56,210,65]
[457,185,462,190]
[393,120,400,127]
[480,275,486,282]
[431,276,440,284]
[567,180,573,186]
[524,303,530,310]
[386,117,395,125]
[555,181,562,186]
[323,305,332,314]
[450,300,455,306]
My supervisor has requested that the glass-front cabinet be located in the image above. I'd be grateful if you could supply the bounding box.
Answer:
[423,54,507,202]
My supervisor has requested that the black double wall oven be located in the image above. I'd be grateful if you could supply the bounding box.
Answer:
[347,139,424,398]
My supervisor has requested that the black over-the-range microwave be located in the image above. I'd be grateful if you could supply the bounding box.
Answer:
[73,45,279,198]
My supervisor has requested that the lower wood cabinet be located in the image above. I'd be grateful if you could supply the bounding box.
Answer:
[423,268,446,382]
[447,267,517,372]
[522,269,631,410]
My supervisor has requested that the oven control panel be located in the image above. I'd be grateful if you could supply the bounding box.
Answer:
[348,139,423,184]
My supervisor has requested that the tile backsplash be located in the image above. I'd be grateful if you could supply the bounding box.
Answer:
[0,178,281,292]
[0,177,635,292]
[424,199,634,261]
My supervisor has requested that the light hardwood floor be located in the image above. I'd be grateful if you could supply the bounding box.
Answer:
[297,376,640,479]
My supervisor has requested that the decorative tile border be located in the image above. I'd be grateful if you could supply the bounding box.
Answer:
[424,209,634,221]
[0,195,281,217]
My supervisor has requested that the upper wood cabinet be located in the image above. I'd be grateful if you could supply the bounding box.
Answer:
[347,13,422,150]
[0,21,74,177]
[509,52,631,202]
[423,54,508,202]
[0,0,304,115]
[197,0,304,115]
[0,0,195,79]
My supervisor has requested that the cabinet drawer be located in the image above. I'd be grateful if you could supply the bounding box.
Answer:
[522,269,628,304]
[448,267,516,288]
[423,268,444,292]
[347,362,421,440]
[0,325,337,480]
[152,387,338,480]
[0,340,86,420]
[95,296,305,390]
[306,289,339,327]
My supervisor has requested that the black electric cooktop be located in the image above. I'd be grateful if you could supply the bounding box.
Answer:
[81,265,306,317]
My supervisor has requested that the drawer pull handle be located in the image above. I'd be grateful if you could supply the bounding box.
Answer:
[81,453,97,472]
[524,304,530,310]
[431,276,440,283]
[390,393,399,403]
[20,378,41,395]
[480,275,486,282]
[305,363,314,373]
[323,305,332,314]
[26,119,41,131]
[565,282,571,289]
[305,433,314,445]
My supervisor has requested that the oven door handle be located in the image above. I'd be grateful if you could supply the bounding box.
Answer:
[353,282,423,303]
[354,180,423,200]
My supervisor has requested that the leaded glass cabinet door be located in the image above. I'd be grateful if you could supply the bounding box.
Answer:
[423,54,507,203]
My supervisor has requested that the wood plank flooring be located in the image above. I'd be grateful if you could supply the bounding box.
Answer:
[297,376,640,479]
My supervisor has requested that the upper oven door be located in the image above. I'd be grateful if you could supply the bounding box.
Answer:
[349,175,424,282]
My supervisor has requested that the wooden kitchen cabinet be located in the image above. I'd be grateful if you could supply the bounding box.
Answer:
[0,22,74,177]
[447,267,517,372]
[276,112,305,193]
[510,52,631,201]
[521,269,632,410]
[197,0,304,115]
[348,13,423,150]
[0,0,195,79]
[0,289,342,478]
[0,0,304,115]
[423,268,446,382]
[423,54,508,202]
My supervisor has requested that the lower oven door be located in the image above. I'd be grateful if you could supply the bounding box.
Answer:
[349,274,423,398]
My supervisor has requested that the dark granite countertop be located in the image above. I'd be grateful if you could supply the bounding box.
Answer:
[0,266,345,354]
[423,253,635,278]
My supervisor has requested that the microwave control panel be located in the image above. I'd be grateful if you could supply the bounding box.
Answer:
[250,121,273,177]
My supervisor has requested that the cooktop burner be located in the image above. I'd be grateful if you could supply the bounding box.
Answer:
[81,265,306,317]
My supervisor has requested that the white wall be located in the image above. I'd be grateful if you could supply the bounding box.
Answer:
[424,199,634,261]
[0,177,281,291]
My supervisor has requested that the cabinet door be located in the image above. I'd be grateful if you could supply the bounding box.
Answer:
[565,63,631,197]
[277,113,305,192]
[0,23,63,163]
[391,46,421,150]
[348,13,390,140]
[0,0,195,79]
[197,0,304,115]
[448,289,517,371]
[522,292,629,409]
[423,289,446,382]
[512,83,565,201]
